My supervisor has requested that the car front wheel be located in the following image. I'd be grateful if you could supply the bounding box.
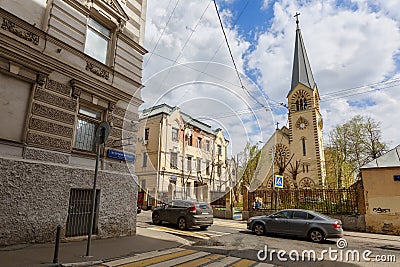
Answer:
[177,217,187,230]
[253,223,266,235]
[308,229,325,243]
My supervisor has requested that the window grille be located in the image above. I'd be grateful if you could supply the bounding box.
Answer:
[65,188,100,237]
[74,106,101,152]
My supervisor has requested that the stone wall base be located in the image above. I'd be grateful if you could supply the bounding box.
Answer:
[0,157,138,246]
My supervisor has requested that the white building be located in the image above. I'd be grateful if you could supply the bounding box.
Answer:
[135,104,230,208]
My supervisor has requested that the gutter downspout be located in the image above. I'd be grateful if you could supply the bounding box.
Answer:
[155,115,163,206]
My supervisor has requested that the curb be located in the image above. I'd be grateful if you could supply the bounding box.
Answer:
[60,260,103,267]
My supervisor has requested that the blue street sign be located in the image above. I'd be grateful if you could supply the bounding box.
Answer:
[275,175,284,188]
[107,149,136,162]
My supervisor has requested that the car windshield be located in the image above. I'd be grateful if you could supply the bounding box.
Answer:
[196,202,211,209]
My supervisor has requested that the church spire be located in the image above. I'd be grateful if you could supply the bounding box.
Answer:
[290,13,316,93]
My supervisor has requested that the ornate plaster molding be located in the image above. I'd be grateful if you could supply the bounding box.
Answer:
[1,18,39,45]
[85,61,110,80]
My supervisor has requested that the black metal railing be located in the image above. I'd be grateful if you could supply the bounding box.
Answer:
[249,188,360,214]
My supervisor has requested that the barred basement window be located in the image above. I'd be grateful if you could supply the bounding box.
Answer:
[74,106,102,152]
[65,188,100,237]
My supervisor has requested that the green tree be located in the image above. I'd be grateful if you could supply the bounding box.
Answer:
[237,142,260,188]
[326,115,387,186]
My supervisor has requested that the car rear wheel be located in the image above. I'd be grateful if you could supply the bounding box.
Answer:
[253,223,266,235]
[152,213,161,225]
[177,217,187,230]
[308,229,325,243]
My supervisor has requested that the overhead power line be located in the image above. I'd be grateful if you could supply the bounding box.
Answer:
[144,0,180,67]
[213,0,270,111]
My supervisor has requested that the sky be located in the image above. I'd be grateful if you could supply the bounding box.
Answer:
[141,0,400,156]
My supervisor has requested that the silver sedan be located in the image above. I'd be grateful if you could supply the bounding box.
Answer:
[247,209,343,242]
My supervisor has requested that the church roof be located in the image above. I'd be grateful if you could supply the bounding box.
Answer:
[361,144,400,169]
[289,18,316,94]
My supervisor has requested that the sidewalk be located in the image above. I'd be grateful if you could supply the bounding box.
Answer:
[344,231,400,243]
[0,227,190,267]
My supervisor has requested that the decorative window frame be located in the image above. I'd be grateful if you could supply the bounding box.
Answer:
[83,0,128,66]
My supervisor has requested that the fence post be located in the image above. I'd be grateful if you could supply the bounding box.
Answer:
[53,224,62,264]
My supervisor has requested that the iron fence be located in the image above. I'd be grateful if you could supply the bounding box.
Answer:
[249,188,360,214]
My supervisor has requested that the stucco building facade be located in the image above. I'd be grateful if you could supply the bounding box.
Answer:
[0,0,147,245]
[135,104,229,208]
[361,144,400,235]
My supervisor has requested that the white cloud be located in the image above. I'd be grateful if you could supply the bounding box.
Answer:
[246,0,400,149]
[143,0,400,155]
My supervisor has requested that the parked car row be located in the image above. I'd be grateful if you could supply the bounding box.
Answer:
[150,200,343,243]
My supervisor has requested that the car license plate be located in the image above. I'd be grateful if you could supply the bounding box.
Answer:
[202,212,209,214]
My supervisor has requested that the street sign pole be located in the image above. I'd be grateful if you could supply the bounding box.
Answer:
[86,122,109,257]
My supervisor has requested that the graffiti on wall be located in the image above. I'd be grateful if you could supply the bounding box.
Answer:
[372,207,391,213]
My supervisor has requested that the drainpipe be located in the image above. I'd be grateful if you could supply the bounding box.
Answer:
[155,115,163,206]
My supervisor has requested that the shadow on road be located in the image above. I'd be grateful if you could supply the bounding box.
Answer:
[238,230,338,245]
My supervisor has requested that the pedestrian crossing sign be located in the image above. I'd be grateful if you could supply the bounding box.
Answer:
[274,175,284,188]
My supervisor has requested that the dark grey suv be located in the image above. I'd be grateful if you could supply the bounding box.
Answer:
[152,200,213,230]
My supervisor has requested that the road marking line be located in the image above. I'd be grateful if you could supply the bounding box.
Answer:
[121,249,198,267]
[230,258,257,267]
[203,256,242,267]
[213,220,247,229]
[101,248,186,266]
[148,227,211,239]
[146,251,210,267]
[172,253,224,267]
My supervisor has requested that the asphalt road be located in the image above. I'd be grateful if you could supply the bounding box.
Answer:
[137,210,400,266]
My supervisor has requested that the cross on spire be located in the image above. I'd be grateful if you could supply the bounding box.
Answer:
[276,122,280,129]
[294,12,300,28]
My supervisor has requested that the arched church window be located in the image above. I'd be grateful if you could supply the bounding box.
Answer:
[291,90,310,112]
[303,98,307,110]
[301,137,306,156]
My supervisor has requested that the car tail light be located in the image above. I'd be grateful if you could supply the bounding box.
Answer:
[189,202,197,213]
[333,221,341,229]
